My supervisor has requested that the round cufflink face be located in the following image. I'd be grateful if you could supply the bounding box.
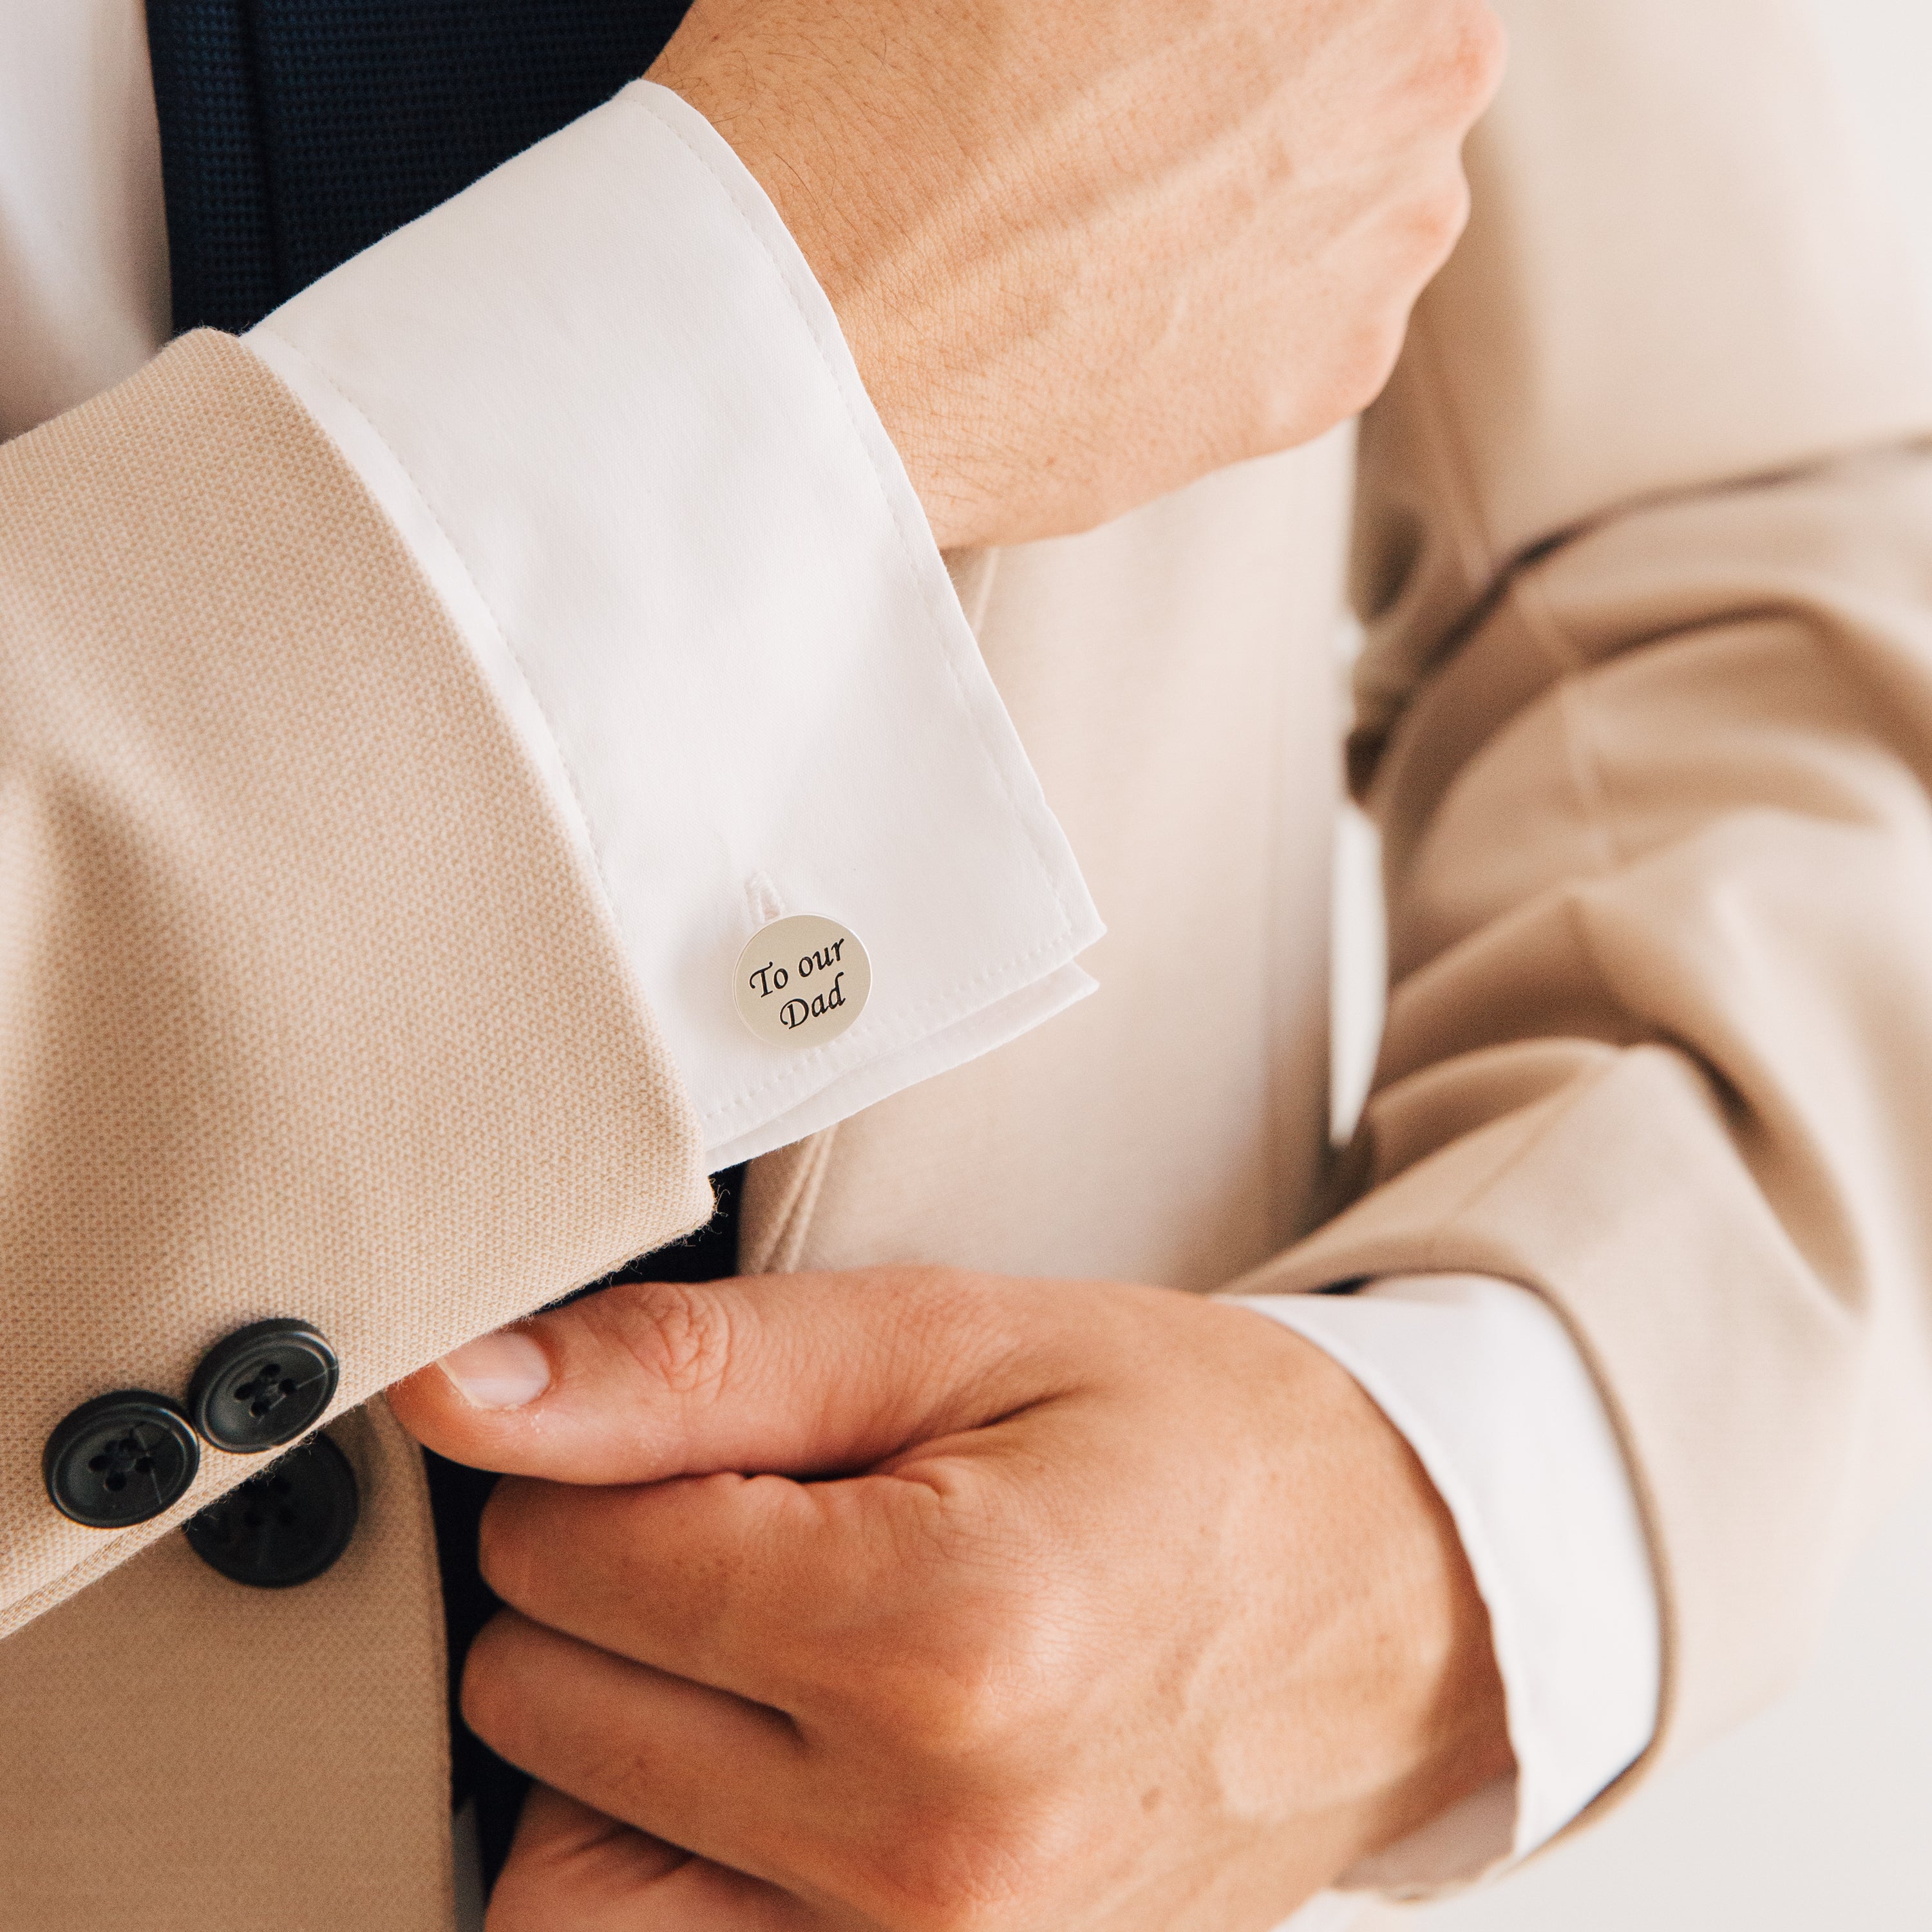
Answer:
[183,1434,359,1589]
[734,916,871,1048]
[44,1391,201,1528]
[187,1318,341,1452]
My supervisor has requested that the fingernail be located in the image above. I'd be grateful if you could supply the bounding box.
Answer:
[438,1330,552,1408]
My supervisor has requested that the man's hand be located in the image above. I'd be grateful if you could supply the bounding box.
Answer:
[391,1269,1511,1931]
[649,0,1504,550]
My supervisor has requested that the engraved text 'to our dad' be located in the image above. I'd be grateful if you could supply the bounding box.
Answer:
[734,914,871,1047]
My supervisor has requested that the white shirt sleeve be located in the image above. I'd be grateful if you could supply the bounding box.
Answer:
[240,80,1103,1171]
[1224,1274,1662,1893]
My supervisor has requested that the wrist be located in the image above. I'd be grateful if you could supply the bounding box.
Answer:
[1344,1402,1517,1863]
[647,28,978,548]
[1259,1314,1515,1869]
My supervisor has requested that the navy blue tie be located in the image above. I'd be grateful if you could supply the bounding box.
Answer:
[146,0,694,334]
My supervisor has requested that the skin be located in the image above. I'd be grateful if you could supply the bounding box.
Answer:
[649,0,1507,549]
[392,1270,1513,1930]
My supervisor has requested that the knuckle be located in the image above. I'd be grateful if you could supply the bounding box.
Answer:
[860,1804,1058,1932]
[1321,314,1410,428]
[457,1620,526,1756]
[1443,3,1508,113]
[1243,381,1320,464]
[473,1496,516,1600]
[890,1658,1013,1757]
[603,1278,737,1399]
[1413,172,1473,263]
[871,1611,1062,1761]
[473,1484,536,1607]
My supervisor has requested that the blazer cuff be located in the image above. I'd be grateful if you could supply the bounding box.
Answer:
[1224,1273,1660,1891]
[242,80,1102,1170]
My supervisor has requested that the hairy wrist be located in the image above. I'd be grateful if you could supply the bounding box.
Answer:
[648,22,978,545]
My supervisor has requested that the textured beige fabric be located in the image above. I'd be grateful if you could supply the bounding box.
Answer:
[0,1402,456,1931]
[9,0,1932,1921]
[1264,456,1932,1786]
[0,331,709,1926]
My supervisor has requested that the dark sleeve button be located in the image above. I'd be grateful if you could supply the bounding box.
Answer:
[182,1433,359,1588]
[187,1317,340,1452]
[44,1392,201,1528]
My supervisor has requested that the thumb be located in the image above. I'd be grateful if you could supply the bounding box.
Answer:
[389,1265,1100,1484]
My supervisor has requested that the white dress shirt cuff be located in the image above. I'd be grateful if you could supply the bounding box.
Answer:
[1224,1274,1661,1892]
[242,80,1103,1171]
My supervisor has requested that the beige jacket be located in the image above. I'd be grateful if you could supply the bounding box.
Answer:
[6,1,1932,1924]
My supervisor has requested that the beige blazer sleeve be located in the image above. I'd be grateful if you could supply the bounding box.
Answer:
[1236,0,1932,1796]
[0,332,710,1635]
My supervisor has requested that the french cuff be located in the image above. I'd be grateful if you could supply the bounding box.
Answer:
[1222,1274,1661,1893]
[242,80,1102,1171]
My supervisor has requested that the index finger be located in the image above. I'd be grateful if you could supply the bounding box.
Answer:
[477,1439,991,1715]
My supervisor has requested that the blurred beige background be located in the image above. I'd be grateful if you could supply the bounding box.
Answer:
[1335,1,1932,1922]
